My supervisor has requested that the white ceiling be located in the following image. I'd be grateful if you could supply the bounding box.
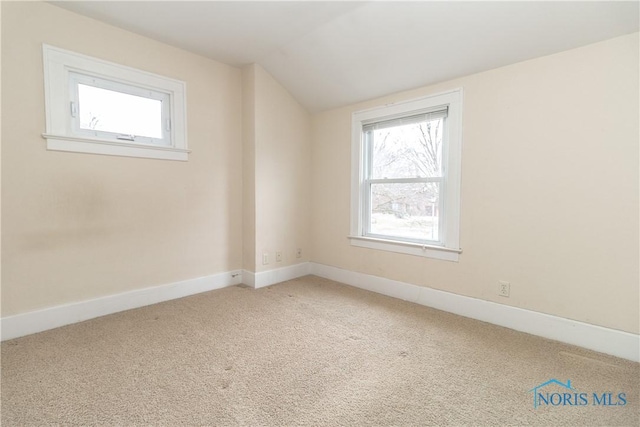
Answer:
[52,1,639,112]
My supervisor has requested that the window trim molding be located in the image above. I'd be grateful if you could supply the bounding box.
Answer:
[42,44,189,161]
[350,88,463,261]
[42,134,190,161]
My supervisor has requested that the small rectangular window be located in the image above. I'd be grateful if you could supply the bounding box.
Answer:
[70,73,170,145]
[42,44,188,161]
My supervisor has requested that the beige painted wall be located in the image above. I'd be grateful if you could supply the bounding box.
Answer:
[311,33,640,333]
[1,2,243,315]
[251,65,311,272]
[242,65,257,272]
[1,1,636,337]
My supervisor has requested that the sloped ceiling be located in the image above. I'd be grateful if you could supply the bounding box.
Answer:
[52,1,639,112]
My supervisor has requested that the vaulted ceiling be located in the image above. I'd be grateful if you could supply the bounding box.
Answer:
[52,1,639,112]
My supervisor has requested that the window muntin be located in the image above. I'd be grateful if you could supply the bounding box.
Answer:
[70,73,170,146]
[350,89,462,261]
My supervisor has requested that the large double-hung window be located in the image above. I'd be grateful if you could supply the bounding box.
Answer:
[350,90,463,261]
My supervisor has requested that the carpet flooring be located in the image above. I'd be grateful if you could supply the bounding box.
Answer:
[1,275,639,426]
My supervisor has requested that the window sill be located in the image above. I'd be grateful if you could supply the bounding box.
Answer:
[348,235,461,262]
[43,133,190,161]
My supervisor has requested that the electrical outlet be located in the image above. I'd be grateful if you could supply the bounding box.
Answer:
[262,252,269,265]
[276,251,282,262]
[296,248,302,258]
[498,281,510,297]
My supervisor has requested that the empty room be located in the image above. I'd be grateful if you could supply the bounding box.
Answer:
[1,1,639,425]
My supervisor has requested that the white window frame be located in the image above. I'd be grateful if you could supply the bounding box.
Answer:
[42,44,189,161]
[349,89,463,262]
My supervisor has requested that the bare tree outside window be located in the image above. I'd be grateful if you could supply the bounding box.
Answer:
[369,117,443,241]
[77,83,162,138]
[86,113,100,130]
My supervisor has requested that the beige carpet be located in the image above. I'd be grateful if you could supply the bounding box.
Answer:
[1,275,638,426]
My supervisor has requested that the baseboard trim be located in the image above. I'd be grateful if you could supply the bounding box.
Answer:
[5,262,637,362]
[1,270,243,341]
[309,262,640,362]
[243,262,310,289]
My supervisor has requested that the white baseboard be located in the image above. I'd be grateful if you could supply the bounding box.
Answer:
[243,262,310,289]
[1,270,242,341]
[242,270,256,288]
[4,261,637,362]
[309,262,640,362]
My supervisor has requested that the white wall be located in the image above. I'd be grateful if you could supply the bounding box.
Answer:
[1,2,243,316]
[310,33,640,334]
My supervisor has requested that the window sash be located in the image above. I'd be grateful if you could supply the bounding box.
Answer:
[362,114,447,245]
[69,72,171,146]
[362,178,445,245]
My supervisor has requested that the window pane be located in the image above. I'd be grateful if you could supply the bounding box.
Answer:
[78,84,163,139]
[370,118,443,179]
[370,182,440,242]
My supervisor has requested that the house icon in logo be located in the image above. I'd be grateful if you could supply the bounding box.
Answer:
[529,379,576,408]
